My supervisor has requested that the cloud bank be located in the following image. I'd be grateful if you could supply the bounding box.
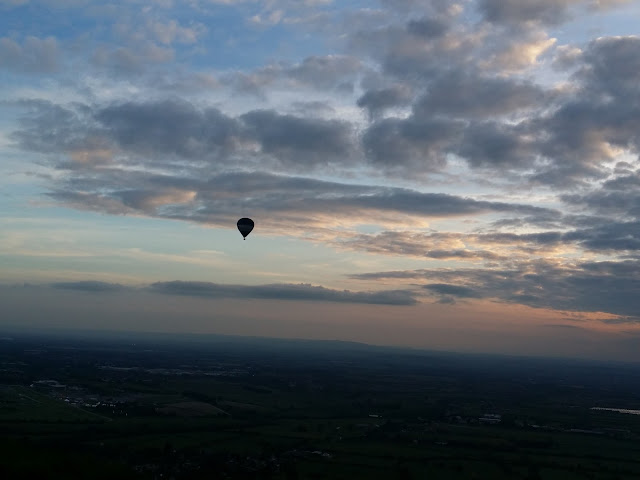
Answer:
[47,280,418,306]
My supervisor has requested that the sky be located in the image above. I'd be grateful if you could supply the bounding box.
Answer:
[1,0,640,362]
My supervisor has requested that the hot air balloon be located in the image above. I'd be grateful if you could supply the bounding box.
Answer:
[237,218,254,240]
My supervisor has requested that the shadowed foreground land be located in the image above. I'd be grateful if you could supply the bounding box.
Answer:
[1,330,640,479]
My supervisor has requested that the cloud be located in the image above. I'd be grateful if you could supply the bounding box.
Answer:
[350,14,481,81]
[40,167,558,236]
[8,92,562,230]
[12,99,354,173]
[239,109,354,167]
[477,0,578,26]
[337,217,640,261]
[424,249,503,261]
[52,281,126,292]
[46,279,419,306]
[527,36,640,186]
[150,281,418,305]
[566,221,640,252]
[356,84,413,120]
[338,3,640,187]
[222,54,365,95]
[10,100,108,158]
[286,55,363,90]
[579,35,640,100]
[95,99,240,159]
[0,36,60,73]
[413,70,545,119]
[457,121,536,169]
[356,32,640,185]
[350,258,640,319]
[562,174,640,219]
[362,116,461,173]
[423,283,482,299]
[10,29,640,189]
[334,229,565,259]
[406,16,449,38]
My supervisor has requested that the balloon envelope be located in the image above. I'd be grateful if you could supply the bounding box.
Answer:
[237,218,254,239]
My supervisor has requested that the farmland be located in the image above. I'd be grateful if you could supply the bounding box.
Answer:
[1,330,640,479]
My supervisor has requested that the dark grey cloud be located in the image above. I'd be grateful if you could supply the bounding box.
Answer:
[579,35,640,99]
[52,281,126,292]
[350,258,640,319]
[425,249,503,261]
[11,99,355,172]
[357,72,548,174]
[558,165,640,224]
[604,172,640,190]
[413,71,545,119]
[150,281,418,305]
[481,231,565,246]
[423,283,482,298]
[532,102,639,186]
[356,84,413,120]
[239,110,353,167]
[457,121,536,168]
[477,0,576,26]
[96,99,240,159]
[406,16,449,38]
[563,189,640,219]
[602,316,640,325]
[565,221,640,252]
[46,279,418,305]
[362,116,461,173]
